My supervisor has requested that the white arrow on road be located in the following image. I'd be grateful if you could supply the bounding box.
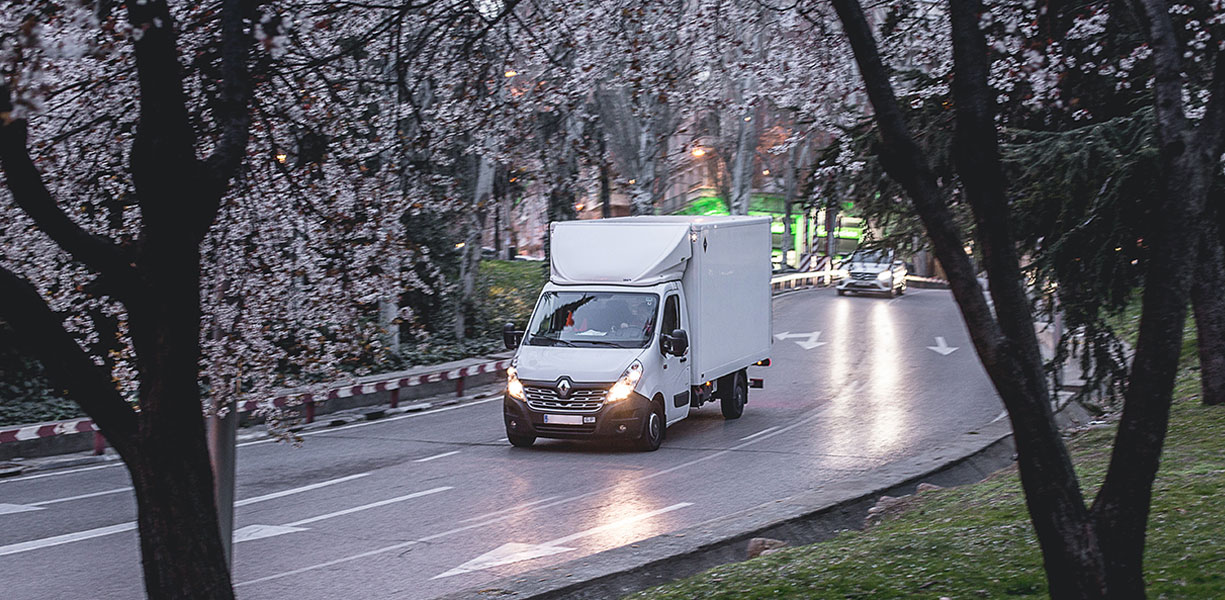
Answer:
[233,486,451,544]
[927,336,959,356]
[774,331,826,350]
[434,502,693,579]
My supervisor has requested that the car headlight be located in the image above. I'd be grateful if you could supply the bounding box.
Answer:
[507,365,525,400]
[876,271,892,282]
[607,360,643,403]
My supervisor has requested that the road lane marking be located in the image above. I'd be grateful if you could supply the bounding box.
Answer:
[0,472,373,556]
[0,522,136,557]
[458,496,561,523]
[739,426,780,441]
[233,486,452,544]
[926,336,959,356]
[0,463,122,485]
[235,473,369,507]
[0,503,44,515]
[773,331,826,349]
[434,502,693,578]
[284,486,451,527]
[233,524,308,543]
[29,487,132,506]
[414,450,460,463]
[237,382,865,588]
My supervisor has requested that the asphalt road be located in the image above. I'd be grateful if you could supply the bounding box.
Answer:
[0,288,1004,599]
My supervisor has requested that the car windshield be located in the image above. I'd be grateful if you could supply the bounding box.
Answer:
[525,291,659,348]
[848,250,891,265]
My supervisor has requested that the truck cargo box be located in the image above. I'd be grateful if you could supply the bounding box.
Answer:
[550,215,772,385]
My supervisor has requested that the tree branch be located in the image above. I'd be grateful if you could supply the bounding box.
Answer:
[0,88,143,298]
[828,0,1000,359]
[1133,0,1190,147]
[0,266,138,458]
[125,0,207,244]
[202,0,262,228]
[948,0,1050,405]
[1193,48,1225,162]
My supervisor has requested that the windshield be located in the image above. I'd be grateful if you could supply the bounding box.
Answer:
[525,291,659,348]
[847,249,891,265]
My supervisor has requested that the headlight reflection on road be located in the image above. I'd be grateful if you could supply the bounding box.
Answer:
[825,299,856,456]
[827,299,852,389]
[589,474,664,548]
[866,303,906,454]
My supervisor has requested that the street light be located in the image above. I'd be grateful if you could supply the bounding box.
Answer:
[691,147,706,157]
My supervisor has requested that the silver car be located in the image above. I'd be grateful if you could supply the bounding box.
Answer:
[836,249,908,297]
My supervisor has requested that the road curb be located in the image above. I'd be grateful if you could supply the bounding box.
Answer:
[439,398,1090,600]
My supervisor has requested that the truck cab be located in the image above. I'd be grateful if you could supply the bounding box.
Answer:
[502,216,772,451]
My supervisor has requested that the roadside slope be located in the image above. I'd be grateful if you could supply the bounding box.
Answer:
[627,320,1224,599]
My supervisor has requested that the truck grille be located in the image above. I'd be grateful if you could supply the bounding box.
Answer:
[524,386,608,413]
[851,272,875,281]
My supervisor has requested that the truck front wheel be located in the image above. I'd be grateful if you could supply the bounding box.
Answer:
[636,403,664,452]
[720,371,747,419]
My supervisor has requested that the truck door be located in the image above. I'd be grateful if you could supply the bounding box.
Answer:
[660,292,692,424]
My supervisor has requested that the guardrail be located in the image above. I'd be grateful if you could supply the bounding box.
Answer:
[770,269,836,292]
[0,355,513,460]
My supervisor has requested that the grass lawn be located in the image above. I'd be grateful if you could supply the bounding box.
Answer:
[628,315,1224,599]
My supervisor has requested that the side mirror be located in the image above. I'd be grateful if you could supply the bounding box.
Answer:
[668,329,689,356]
[502,323,523,350]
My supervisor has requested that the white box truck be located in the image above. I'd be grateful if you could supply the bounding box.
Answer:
[501,215,772,451]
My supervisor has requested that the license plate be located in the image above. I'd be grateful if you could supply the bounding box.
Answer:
[543,414,583,425]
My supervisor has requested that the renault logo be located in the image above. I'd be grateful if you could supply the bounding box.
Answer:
[556,378,572,399]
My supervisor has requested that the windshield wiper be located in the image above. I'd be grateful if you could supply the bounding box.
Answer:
[573,339,625,347]
[534,337,578,347]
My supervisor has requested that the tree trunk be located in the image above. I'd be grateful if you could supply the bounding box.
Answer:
[728,105,758,215]
[455,156,493,340]
[130,419,235,599]
[1190,220,1225,405]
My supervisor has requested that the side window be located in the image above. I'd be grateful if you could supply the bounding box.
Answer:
[662,295,679,334]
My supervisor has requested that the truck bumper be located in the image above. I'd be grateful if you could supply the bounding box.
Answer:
[504,392,652,441]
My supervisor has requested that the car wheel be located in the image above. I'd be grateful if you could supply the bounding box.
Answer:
[636,405,664,451]
[507,430,536,448]
[837,288,846,296]
[720,371,747,419]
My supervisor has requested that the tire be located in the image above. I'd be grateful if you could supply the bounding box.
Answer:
[836,289,846,296]
[507,431,536,448]
[636,404,664,451]
[720,371,746,419]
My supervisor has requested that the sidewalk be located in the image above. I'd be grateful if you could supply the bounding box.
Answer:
[0,351,513,465]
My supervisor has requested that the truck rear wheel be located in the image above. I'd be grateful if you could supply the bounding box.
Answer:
[635,404,664,452]
[720,371,746,419]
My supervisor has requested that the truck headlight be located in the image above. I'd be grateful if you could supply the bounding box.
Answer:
[876,271,892,282]
[507,365,526,400]
[607,360,643,403]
